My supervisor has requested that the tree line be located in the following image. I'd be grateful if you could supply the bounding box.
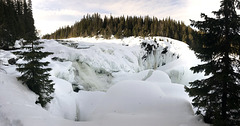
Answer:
[0,0,36,50]
[43,13,195,45]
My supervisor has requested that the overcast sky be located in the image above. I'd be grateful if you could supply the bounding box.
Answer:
[32,0,220,35]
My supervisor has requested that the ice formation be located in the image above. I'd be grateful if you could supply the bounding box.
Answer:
[0,37,207,126]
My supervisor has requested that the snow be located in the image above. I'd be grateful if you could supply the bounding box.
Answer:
[91,72,205,126]
[0,36,208,126]
[0,50,17,65]
[48,77,77,120]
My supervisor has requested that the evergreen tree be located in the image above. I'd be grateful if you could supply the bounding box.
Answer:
[185,0,240,125]
[23,0,35,40]
[2,0,17,48]
[15,39,55,107]
[10,0,55,107]
[0,0,37,49]
[42,13,196,45]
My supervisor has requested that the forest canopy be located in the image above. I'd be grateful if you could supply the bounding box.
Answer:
[0,0,36,50]
[43,13,195,45]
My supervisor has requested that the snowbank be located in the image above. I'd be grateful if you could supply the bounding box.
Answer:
[90,70,206,126]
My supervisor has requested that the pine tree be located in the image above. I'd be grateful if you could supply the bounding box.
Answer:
[185,0,240,125]
[0,0,37,49]
[23,0,35,40]
[14,0,55,107]
[15,39,55,107]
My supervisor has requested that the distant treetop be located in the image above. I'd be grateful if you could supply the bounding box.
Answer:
[42,13,195,45]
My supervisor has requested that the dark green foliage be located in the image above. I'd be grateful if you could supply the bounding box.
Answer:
[42,14,195,44]
[15,39,55,107]
[6,0,55,107]
[185,0,240,125]
[0,0,36,50]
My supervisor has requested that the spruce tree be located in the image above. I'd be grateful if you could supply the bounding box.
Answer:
[0,0,37,49]
[16,39,55,107]
[0,0,17,49]
[185,0,240,125]
[14,0,55,107]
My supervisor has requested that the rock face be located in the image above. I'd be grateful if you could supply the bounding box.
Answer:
[8,58,16,65]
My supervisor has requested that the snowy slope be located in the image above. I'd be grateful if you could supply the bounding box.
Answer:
[0,37,207,126]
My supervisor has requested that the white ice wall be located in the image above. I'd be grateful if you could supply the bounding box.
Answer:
[43,37,200,91]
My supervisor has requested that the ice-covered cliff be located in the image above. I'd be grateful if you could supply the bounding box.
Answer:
[41,37,204,91]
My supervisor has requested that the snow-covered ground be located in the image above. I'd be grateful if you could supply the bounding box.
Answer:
[0,37,208,126]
